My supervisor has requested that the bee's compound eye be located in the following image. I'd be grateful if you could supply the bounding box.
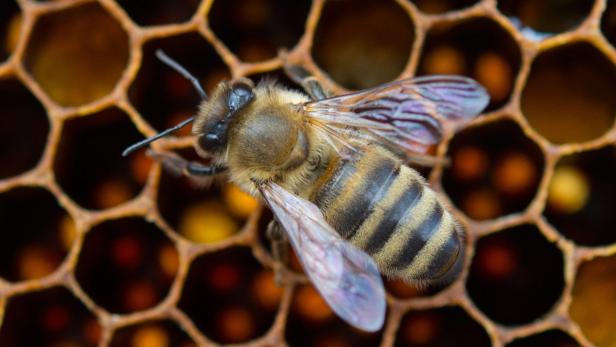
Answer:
[228,82,254,112]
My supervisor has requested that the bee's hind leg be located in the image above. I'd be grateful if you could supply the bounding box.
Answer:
[282,62,330,101]
[266,220,289,287]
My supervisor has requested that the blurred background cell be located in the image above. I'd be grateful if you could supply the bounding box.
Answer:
[545,147,616,246]
[129,33,229,136]
[417,18,520,110]
[313,0,414,90]
[23,3,129,107]
[116,0,199,27]
[0,78,48,179]
[467,224,564,325]
[521,42,616,144]
[109,320,196,347]
[506,329,581,347]
[0,187,72,282]
[570,254,616,347]
[54,108,148,210]
[157,149,256,243]
[498,0,594,39]
[286,285,383,347]
[394,306,491,347]
[443,120,544,220]
[179,247,279,344]
[0,0,20,63]
[602,0,616,49]
[75,217,178,314]
[411,0,479,14]
[208,0,310,63]
[0,287,100,347]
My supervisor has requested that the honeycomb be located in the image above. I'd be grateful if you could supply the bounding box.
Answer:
[1,0,615,346]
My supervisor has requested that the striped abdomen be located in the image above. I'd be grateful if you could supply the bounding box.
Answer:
[311,147,464,284]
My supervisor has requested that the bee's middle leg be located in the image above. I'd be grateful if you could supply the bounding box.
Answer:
[283,63,330,101]
[266,220,288,287]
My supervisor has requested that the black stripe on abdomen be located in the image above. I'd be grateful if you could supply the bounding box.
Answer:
[392,204,444,270]
[364,179,423,255]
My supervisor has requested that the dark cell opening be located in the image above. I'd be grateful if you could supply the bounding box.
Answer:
[0,0,20,63]
[412,0,479,14]
[395,306,490,347]
[23,3,129,106]
[418,18,521,110]
[545,146,616,246]
[521,42,616,144]
[313,0,414,90]
[179,247,279,344]
[443,120,544,221]
[498,0,594,38]
[570,254,616,347]
[602,0,616,49]
[467,224,564,325]
[129,33,229,135]
[75,217,178,314]
[109,319,196,347]
[506,329,581,347]
[209,0,311,62]
[54,108,148,210]
[116,0,199,26]
[0,78,49,179]
[286,285,383,347]
[0,187,72,282]
[0,287,101,347]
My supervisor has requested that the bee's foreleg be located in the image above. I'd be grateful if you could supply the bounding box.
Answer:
[283,63,330,101]
[147,150,227,180]
[266,220,289,287]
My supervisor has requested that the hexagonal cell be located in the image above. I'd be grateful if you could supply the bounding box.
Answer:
[506,329,580,347]
[412,0,479,14]
[312,0,414,90]
[498,0,594,39]
[521,42,616,144]
[109,320,196,347]
[23,3,129,107]
[209,0,310,62]
[417,18,521,110]
[545,146,616,246]
[286,284,383,347]
[602,0,616,49]
[75,217,178,314]
[467,224,564,325]
[129,33,229,135]
[116,0,198,26]
[443,120,544,221]
[179,247,280,344]
[157,149,257,243]
[394,306,490,347]
[570,254,616,346]
[0,287,101,346]
[0,1,20,63]
[54,108,148,210]
[0,187,73,282]
[0,78,48,179]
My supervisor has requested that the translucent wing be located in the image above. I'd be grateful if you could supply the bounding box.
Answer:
[258,182,386,332]
[304,75,489,154]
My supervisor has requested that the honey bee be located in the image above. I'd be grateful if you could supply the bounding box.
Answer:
[123,50,489,332]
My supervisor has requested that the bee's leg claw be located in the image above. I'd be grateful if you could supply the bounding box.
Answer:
[267,220,288,287]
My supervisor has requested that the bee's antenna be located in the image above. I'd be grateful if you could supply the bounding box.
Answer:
[155,49,208,100]
[121,116,194,157]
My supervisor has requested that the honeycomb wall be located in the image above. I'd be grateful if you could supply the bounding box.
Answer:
[1,0,615,346]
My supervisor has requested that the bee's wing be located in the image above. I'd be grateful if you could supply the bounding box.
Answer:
[258,182,386,332]
[304,75,489,154]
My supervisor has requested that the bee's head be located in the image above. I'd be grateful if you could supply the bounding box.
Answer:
[193,78,255,156]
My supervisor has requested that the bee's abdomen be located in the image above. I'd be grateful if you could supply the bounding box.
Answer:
[313,150,463,284]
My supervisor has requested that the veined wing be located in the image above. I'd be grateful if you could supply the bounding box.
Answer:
[258,182,386,332]
[304,75,489,154]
